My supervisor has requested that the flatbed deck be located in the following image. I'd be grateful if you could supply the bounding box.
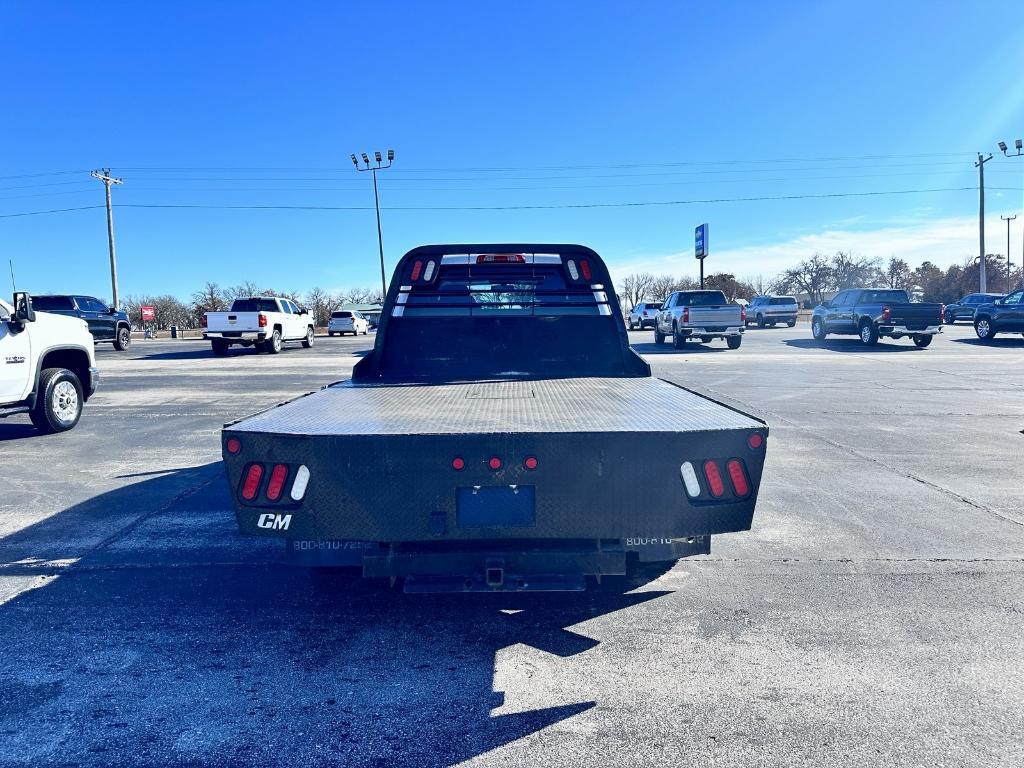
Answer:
[230,377,761,436]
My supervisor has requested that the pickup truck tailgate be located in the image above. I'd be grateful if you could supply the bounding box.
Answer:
[887,303,942,328]
[689,307,742,326]
[223,377,767,542]
[206,312,262,332]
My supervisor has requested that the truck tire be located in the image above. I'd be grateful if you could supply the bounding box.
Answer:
[859,321,879,346]
[654,326,665,344]
[912,335,932,348]
[302,327,314,348]
[787,319,796,327]
[727,335,742,350]
[672,323,687,350]
[113,325,131,351]
[267,329,282,354]
[974,317,995,341]
[211,339,229,356]
[811,318,827,342]
[30,368,83,434]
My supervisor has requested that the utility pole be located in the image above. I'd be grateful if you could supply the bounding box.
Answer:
[91,168,123,309]
[350,150,394,301]
[1002,215,1016,293]
[975,153,993,293]
[998,139,1024,289]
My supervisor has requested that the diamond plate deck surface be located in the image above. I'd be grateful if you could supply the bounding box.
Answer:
[231,377,761,436]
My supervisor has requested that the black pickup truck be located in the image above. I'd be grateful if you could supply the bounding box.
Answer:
[30,294,133,351]
[811,289,943,347]
[220,244,769,592]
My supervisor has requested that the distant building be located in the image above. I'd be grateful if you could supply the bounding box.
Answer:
[340,303,383,327]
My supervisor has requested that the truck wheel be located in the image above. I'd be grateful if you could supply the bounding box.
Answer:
[811,318,826,342]
[672,323,687,350]
[113,325,131,351]
[859,322,879,346]
[974,318,995,341]
[727,335,742,350]
[267,329,282,354]
[211,339,229,356]
[787,319,796,327]
[654,326,665,344]
[912,335,932,348]
[30,368,83,434]
[302,327,314,348]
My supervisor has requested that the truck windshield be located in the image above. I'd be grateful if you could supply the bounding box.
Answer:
[680,291,728,307]
[230,299,278,312]
[859,290,910,303]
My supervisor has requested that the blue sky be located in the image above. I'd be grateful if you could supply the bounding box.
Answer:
[2,0,1023,302]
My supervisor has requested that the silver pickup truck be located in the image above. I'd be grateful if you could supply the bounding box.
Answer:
[654,290,745,350]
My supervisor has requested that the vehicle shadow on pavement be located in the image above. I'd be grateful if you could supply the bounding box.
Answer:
[0,466,672,767]
[783,338,923,353]
[630,342,730,355]
[950,336,1024,347]
[139,348,262,360]
[0,422,41,441]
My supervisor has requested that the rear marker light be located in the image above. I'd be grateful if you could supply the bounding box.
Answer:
[266,464,289,502]
[703,461,725,498]
[748,433,764,450]
[580,260,592,280]
[567,260,579,280]
[683,307,689,323]
[726,459,749,497]
[741,306,747,323]
[290,465,310,501]
[258,313,267,328]
[451,457,465,471]
[477,253,525,264]
[411,260,423,281]
[524,456,538,470]
[423,260,436,281]
[680,462,700,497]
[226,437,241,455]
[488,456,502,470]
[241,464,264,501]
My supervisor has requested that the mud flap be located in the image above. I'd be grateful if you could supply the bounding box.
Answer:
[625,536,710,562]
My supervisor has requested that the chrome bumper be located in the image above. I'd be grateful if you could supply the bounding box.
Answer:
[680,326,745,337]
[881,325,943,337]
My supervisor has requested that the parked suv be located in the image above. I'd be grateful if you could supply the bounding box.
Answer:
[30,294,132,351]
[746,295,799,328]
[328,310,370,336]
[973,288,1024,340]
[627,301,663,330]
[944,293,1003,324]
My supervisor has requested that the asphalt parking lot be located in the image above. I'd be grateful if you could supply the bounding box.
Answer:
[1,324,1023,767]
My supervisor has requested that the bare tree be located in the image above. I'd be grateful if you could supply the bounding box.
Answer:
[744,273,772,296]
[648,274,678,301]
[224,280,261,300]
[885,257,911,289]
[304,287,332,327]
[192,282,227,313]
[619,272,655,310]
[775,253,832,306]
[831,251,882,290]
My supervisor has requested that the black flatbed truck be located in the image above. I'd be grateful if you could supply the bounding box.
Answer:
[222,244,768,592]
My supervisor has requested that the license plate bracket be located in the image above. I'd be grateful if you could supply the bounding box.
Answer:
[457,485,536,528]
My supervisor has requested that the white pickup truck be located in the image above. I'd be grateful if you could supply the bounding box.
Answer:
[654,289,746,350]
[0,292,98,433]
[203,297,315,356]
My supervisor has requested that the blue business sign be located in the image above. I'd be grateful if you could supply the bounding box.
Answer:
[695,223,708,259]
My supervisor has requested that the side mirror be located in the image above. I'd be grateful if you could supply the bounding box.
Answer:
[108,306,118,314]
[12,292,36,323]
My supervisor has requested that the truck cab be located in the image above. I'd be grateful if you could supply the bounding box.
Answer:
[0,293,98,433]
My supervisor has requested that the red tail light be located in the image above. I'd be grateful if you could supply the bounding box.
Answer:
[488,456,502,470]
[524,456,538,470]
[411,260,423,280]
[703,461,724,498]
[226,437,241,455]
[477,254,525,264]
[726,459,750,497]
[451,457,465,471]
[747,432,764,450]
[258,313,268,328]
[580,260,592,280]
[266,464,289,502]
[683,307,689,323]
[201,314,208,328]
[241,464,264,501]
[881,306,890,322]
[740,306,747,323]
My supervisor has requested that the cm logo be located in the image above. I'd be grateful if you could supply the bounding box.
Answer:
[257,513,292,531]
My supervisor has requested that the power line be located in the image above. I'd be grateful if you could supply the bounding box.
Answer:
[0,205,105,218]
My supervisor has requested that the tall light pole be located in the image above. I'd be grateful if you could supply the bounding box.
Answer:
[351,149,394,301]
[998,139,1024,289]
[91,168,123,309]
[975,152,993,292]
[1001,214,1016,293]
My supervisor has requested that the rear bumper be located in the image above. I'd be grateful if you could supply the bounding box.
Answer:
[204,331,266,342]
[679,326,745,338]
[880,325,943,337]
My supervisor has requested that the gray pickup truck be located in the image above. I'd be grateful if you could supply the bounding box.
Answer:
[654,290,745,350]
